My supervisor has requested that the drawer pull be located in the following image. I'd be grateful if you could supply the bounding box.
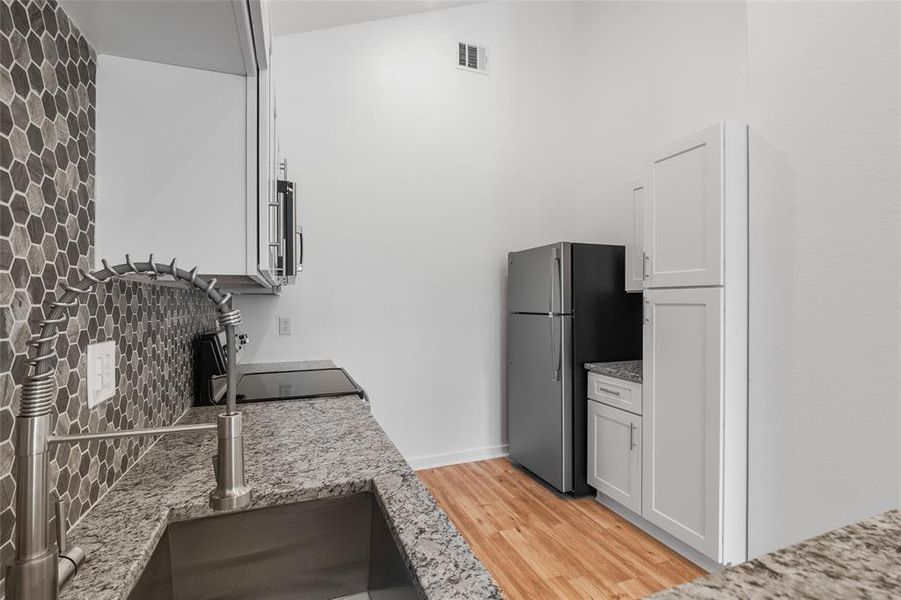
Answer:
[597,387,621,396]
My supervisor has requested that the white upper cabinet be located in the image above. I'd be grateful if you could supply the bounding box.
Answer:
[60,0,257,76]
[642,286,724,561]
[645,123,732,288]
[91,0,287,292]
[624,177,647,292]
[250,0,282,286]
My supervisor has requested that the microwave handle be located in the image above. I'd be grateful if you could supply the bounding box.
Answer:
[277,187,285,264]
[296,226,303,271]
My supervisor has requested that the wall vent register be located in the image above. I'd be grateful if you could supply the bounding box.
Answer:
[458,42,488,74]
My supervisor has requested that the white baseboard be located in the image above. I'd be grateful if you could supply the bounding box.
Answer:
[407,444,509,471]
[594,492,724,574]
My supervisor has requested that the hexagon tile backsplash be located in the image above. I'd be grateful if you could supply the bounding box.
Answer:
[0,0,218,593]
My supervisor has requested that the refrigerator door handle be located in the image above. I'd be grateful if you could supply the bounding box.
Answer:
[549,314,561,382]
[548,249,555,314]
[548,245,561,315]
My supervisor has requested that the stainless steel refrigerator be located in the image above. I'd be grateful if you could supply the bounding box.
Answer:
[507,242,642,495]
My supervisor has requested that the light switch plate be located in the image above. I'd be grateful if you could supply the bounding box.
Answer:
[87,341,116,408]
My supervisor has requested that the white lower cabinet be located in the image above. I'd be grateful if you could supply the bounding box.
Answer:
[642,287,726,562]
[587,400,642,514]
[587,372,642,415]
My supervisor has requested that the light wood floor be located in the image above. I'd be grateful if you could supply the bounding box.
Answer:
[418,458,704,599]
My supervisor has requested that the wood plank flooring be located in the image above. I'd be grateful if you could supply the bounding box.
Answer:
[418,458,705,599]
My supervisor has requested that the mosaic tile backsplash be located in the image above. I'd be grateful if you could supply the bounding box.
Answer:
[0,0,218,593]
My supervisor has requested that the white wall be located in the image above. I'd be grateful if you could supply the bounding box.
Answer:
[95,55,246,272]
[746,1,901,556]
[238,1,751,468]
[236,2,579,466]
[570,1,750,244]
[237,5,901,555]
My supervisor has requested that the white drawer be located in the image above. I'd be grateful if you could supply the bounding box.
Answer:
[587,372,642,415]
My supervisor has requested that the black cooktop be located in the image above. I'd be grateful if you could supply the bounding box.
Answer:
[235,368,365,403]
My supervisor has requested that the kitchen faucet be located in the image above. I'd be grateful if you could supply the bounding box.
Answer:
[5,255,254,600]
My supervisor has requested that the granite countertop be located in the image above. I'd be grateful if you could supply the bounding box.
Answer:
[584,360,643,383]
[650,510,901,599]
[60,396,501,599]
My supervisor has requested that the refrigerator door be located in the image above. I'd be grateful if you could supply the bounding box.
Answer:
[508,313,573,492]
[507,243,572,314]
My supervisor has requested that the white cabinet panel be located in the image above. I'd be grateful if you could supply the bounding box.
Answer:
[95,56,246,275]
[624,177,646,292]
[642,287,723,561]
[588,401,641,514]
[645,124,723,288]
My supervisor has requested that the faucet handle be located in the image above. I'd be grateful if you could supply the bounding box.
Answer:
[55,497,68,554]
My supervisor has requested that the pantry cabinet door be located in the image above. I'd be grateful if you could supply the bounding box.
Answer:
[624,177,647,293]
[645,124,723,288]
[642,287,723,561]
[587,401,642,513]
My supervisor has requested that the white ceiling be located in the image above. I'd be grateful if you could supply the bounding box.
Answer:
[59,0,249,75]
[269,0,485,37]
[59,0,485,74]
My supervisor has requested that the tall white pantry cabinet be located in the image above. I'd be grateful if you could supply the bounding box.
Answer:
[624,122,748,566]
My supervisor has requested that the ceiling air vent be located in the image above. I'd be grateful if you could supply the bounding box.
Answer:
[457,42,488,75]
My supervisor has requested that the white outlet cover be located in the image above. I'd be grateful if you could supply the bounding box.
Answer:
[87,340,116,408]
[278,316,292,336]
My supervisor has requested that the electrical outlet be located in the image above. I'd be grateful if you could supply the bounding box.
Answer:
[87,341,116,408]
[278,316,292,336]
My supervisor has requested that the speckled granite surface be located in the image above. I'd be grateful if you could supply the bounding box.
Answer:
[650,510,901,599]
[584,360,643,383]
[59,396,500,599]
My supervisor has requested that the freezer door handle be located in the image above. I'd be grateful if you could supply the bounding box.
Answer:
[549,314,561,382]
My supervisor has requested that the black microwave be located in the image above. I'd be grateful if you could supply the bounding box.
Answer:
[278,178,302,284]
[277,179,303,284]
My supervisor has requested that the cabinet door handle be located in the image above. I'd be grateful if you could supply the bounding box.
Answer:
[629,423,637,450]
[642,251,649,280]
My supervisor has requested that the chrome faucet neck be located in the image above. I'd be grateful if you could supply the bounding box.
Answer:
[6,255,253,600]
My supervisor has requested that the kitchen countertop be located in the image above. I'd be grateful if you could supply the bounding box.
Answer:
[584,360,643,383]
[60,396,501,599]
[650,510,901,599]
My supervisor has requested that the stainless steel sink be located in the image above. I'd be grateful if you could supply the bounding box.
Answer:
[128,492,418,600]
